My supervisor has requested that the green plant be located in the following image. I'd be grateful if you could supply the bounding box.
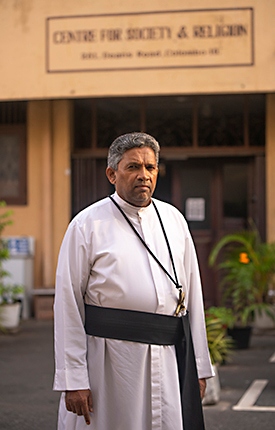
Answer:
[205,309,234,364]
[0,201,13,279]
[0,202,24,305]
[209,225,275,327]
[206,306,235,329]
[0,284,24,305]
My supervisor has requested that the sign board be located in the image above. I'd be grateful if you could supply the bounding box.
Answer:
[185,198,205,221]
[4,237,35,256]
[46,8,254,73]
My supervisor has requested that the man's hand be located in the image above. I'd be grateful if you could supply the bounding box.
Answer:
[199,378,206,399]
[65,389,93,425]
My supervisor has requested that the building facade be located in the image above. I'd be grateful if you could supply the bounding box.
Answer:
[0,0,275,317]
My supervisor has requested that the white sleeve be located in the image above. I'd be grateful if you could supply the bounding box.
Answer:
[53,220,91,391]
[184,232,215,379]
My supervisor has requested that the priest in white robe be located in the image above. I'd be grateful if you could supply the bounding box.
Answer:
[54,132,214,430]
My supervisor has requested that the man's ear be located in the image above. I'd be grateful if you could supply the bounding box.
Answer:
[106,167,116,184]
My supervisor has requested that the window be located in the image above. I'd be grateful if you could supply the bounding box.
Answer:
[146,96,193,147]
[72,94,265,152]
[248,94,265,146]
[97,98,141,147]
[0,102,27,205]
[198,95,244,147]
[72,95,265,215]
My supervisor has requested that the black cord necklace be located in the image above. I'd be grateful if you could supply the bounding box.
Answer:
[109,195,185,315]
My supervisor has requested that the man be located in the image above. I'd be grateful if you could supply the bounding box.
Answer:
[54,132,214,430]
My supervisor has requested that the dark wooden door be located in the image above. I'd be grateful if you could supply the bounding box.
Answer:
[154,156,265,308]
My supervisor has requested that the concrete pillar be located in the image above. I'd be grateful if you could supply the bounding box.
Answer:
[266,94,275,242]
[40,101,54,287]
[52,100,72,269]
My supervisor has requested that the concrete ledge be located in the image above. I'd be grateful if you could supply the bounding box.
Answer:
[32,288,55,296]
[32,289,55,320]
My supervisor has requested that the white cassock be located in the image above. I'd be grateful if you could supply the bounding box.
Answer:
[54,192,214,430]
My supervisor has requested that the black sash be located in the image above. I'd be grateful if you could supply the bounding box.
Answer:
[85,304,205,430]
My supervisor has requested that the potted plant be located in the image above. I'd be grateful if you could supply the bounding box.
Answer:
[205,306,235,331]
[0,284,24,330]
[209,225,275,348]
[203,308,234,405]
[0,201,24,331]
[205,307,234,364]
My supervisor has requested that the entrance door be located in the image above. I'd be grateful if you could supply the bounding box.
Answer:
[154,156,265,307]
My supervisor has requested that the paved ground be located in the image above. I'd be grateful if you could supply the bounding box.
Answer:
[0,320,59,430]
[0,319,274,430]
[204,328,275,430]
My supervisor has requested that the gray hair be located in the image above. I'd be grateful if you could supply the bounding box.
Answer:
[107,132,160,170]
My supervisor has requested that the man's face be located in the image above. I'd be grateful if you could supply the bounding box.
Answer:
[106,147,159,207]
